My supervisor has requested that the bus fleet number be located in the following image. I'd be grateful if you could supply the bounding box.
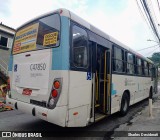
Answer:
[30,63,46,71]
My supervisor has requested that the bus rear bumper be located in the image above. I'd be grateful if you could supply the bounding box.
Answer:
[6,96,67,127]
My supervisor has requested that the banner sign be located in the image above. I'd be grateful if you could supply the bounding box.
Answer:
[13,23,39,54]
[43,32,58,46]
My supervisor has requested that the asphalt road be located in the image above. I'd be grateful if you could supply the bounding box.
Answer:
[1,96,158,139]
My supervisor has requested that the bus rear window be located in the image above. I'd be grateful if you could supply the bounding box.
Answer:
[13,14,60,54]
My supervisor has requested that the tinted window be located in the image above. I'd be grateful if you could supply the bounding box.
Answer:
[137,58,142,75]
[149,64,152,76]
[72,26,88,68]
[37,14,60,47]
[144,61,148,76]
[127,53,134,74]
[13,14,60,54]
[113,46,124,72]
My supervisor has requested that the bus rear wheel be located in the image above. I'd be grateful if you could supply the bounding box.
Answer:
[120,92,129,116]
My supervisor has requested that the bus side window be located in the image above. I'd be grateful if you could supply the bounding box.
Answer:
[149,64,152,77]
[147,62,149,76]
[127,53,134,74]
[142,60,145,75]
[137,58,142,75]
[113,46,124,73]
[72,25,88,68]
[144,61,148,76]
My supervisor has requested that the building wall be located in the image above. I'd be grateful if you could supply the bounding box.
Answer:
[0,48,11,64]
[0,30,13,69]
[0,24,15,84]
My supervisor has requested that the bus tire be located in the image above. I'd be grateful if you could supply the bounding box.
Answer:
[120,92,129,116]
[149,87,153,99]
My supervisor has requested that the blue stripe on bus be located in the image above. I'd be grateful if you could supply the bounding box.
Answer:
[8,55,13,71]
[111,83,117,95]
[52,16,69,70]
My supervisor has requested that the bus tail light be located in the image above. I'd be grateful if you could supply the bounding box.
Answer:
[48,78,62,109]
[53,81,60,89]
[49,98,55,107]
[51,89,58,98]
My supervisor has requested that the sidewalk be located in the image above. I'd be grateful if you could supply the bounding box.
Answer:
[112,93,160,140]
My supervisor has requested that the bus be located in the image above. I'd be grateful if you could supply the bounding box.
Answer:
[6,8,158,127]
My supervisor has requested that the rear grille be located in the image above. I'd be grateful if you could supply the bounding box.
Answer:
[30,99,47,107]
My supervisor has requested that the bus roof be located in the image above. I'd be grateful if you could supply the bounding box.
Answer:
[17,8,153,64]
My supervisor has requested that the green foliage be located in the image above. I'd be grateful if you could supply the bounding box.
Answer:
[148,52,160,67]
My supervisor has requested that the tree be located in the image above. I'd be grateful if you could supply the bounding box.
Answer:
[148,52,160,67]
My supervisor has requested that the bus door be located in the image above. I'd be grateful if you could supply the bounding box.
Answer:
[94,45,111,117]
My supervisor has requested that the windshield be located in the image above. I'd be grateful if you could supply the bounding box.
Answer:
[13,14,60,54]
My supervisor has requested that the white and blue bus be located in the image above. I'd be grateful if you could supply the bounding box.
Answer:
[7,9,158,127]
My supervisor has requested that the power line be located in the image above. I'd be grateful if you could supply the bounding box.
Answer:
[136,44,159,51]
[157,0,160,13]
[145,46,160,56]
[137,0,160,42]
[136,0,150,29]
[140,0,153,30]
[138,0,158,41]
[148,0,158,25]
[135,0,156,39]
[145,0,159,39]
[142,0,160,42]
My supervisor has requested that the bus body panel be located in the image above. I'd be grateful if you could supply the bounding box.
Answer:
[68,71,92,126]
[67,105,89,127]
[11,49,52,103]
[6,9,157,127]
[6,96,67,127]
[49,70,69,107]
[7,15,70,126]
[52,16,70,71]
[68,71,92,108]
[111,74,152,114]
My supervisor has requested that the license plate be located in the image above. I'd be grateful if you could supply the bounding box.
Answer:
[22,88,32,96]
